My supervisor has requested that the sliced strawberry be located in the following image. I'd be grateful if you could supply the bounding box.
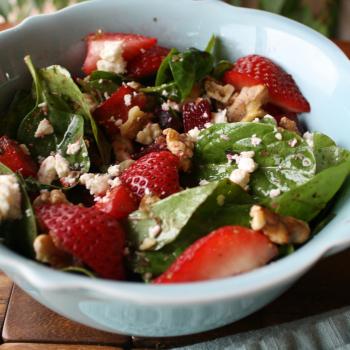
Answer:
[120,151,180,199]
[95,184,138,219]
[182,98,211,132]
[223,55,310,113]
[93,85,147,136]
[154,226,278,283]
[127,46,170,79]
[82,32,157,75]
[0,136,37,177]
[36,203,125,280]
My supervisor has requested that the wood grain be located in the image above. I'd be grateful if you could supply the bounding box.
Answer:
[2,286,129,347]
[0,344,122,350]
[0,273,12,340]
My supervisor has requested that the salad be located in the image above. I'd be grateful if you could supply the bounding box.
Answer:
[0,31,349,283]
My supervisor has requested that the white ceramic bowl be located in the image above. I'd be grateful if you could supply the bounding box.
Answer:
[1,0,350,337]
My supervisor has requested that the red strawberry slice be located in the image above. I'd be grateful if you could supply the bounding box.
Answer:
[35,203,126,280]
[95,184,138,219]
[0,136,37,177]
[120,151,180,199]
[223,55,310,113]
[127,46,170,79]
[182,98,212,132]
[93,85,147,136]
[82,32,157,75]
[154,226,278,283]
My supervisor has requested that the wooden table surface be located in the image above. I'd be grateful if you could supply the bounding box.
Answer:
[0,23,350,349]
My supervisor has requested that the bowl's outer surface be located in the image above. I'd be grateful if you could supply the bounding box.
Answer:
[1,0,350,337]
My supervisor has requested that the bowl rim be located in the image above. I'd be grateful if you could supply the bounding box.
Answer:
[1,0,350,305]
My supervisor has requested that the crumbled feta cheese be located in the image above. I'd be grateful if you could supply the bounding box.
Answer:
[80,173,110,195]
[288,138,298,148]
[38,102,47,108]
[66,140,81,155]
[124,94,132,106]
[204,122,213,129]
[240,151,255,158]
[229,169,250,190]
[199,179,209,186]
[212,109,227,124]
[0,175,22,221]
[263,114,275,120]
[38,156,57,185]
[202,112,209,118]
[96,40,127,74]
[237,156,257,173]
[253,118,260,123]
[216,194,225,206]
[126,81,141,89]
[161,100,180,112]
[55,154,70,178]
[187,127,201,142]
[107,164,120,177]
[108,177,121,188]
[104,92,110,100]
[34,118,54,138]
[148,224,161,238]
[251,134,262,146]
[269,188,281,198]
[275,132,282,141]
[303,132,314,147]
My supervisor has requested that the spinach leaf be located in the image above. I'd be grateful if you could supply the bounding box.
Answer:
[312,132,350,173]
[205,34,216,53]
[24,177,60,192]
[140,82,180,102]
[195,122,316,198]
[155,48,178,86]
[169,48,214,100]
[17,57,90,172]
[0,163,37,258]
[89,70,124,84]
[0,90,35,138]
[266,160,350,221]
[212,60,233,80]
[127,179,253,277]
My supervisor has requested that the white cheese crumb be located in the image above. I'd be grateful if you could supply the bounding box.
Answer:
[229,169,250,190]
[38,102,47,108]
[161,100,180,112]
[212,109,227,124]
[253,118,260,123]
[107,164,120,177]
[204,122,213,129]
[263,114,275,120]
[303,132,314,147]
[0,175,22,221]
[251,134,262,146]
[237,157,257,173]
[66,140,81,155]
[148,225,161,239]
[80,173,110,195]
[108,177,121,188]
[126,81,141,89]
[288,138,298,148]
[187,127,201,142]
[55,154,70,178]
[34,118,54,138]
[19,144,30,156]
[269,188,281,198]
[275,132,282,141]
[216,194,225,206]
[96,40,127,74]
[38,156,57,185]
[199,179,209,186]
[124,94,132,106]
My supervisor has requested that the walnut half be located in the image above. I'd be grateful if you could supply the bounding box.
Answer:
[250,205,310,245]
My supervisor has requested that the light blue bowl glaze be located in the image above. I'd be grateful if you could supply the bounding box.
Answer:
[0,0,350,337]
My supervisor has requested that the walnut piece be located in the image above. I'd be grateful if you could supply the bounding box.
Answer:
[250,205,310,244]
[204,78,235,104]
[279,116,300,134]
[34,234,72,268]
[33,189,69,207]
[227,85,269,122]
[136,123,162,145]
[112,134,134,162]
[163,128,194,172]
[119,106,151,139]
